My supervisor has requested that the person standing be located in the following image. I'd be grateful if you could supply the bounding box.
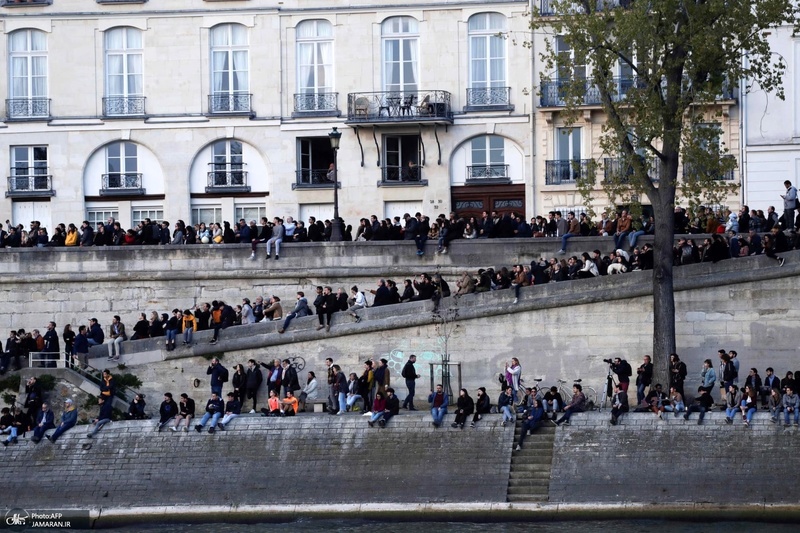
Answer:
[401,354,420,410]
[373,358,390,398]
[42,321,59,368]
[281,359,301,399]
[206,357,228,397]
[245,359,263,413]
[635,355,653,406]
[780,180,798,230]
[505,358,522,404]
[72,326,89,370]
[325,358,338,414]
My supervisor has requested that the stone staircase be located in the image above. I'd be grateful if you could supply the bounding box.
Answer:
[506,420,556,503]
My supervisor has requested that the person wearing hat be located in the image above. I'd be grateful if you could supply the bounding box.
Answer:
[47,398,77,442]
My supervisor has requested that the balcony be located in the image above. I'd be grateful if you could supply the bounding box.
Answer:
[96,0,148,4]
[206,169,250,193]
[103,96,146,117]
[464,87,514,112]
[100,173,145,196]
[292,169,339,190]
[545,159,593,185]
[682,155,736,182]
[208,93,252,115]
[378,165,427,187]
[292,93,339,118]
[603,157,661,183]
[466,164,511,185]
[6,173,53,198]
[2,1,53,6]
[346,90,453,125]
[5,98,50,120]
[539,0,626,16]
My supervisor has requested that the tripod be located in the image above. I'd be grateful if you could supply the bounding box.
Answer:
[599,365,616,411]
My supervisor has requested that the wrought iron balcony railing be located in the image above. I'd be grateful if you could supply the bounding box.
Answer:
[292,92,339,116]
[465,87,513,111]
[96,0,148,4]
[380,165,424,184]
[294,169,336,189]
[6,173,53,197]
[208,93,252,114]
[545,159,593,185]
[347,90,452,123]
[2,1,54,7]
[103,96,146,116]
[603,157,662,183]
[466,164,510,182]
[6,98,50,119]
[206,170,250,192]
[102,173,143,191]
[682,155,736,182]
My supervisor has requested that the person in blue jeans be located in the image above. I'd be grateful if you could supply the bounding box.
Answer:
[739,385,758,427]
[195,392,224,434]
[428,384,449,428]
[782,386,800,427]
[555,384,587,426]
[47,398,77,442]
[87,396,114,438]
[498,386,515,427]
[724,384,742,424]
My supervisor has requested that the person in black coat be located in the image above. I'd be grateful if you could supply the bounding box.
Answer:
[381,388,401,427]
[315,286,336,331]
[245,359,263,413]
[281,360,300,398]
[370,279,392,307]
[231,364,247,408]
[471,387,491,427]
[451,389,475,429]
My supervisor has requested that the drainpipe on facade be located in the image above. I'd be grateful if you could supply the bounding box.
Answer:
[529,0,536,218]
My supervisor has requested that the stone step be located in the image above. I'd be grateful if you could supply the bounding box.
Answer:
[509,470,551,480]
[507,494,549,503]
[510,455,553,465]
[508,478,551,488]
[508,462,553,472]
[507,486,549,496]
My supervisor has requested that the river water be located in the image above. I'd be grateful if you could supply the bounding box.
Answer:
[85,519,798,532]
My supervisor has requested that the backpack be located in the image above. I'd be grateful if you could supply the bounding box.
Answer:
[219,366,229,383]
[620,360,633,377]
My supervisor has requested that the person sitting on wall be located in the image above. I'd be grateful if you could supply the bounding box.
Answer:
[30,402,55,444]
[645,384,669,419]
[218,392,241,430]
[470,387,491,428]
[782,386,800,428]
[260,389,282,417]
[768,387,783,424]
[156,393,178,432]
[381,388,400,427]
[280,390,299,417]
[451,388,475,430]
[125,393,148,420]
[555,384,586,426]
[428,384,449,428]
[542,386,564,421]
[516,397,545,451]
[47,398,78,443]
[195,392,224,433]
[684,387,714,425]
[87,396,115,438]
[662,386,685,417]
[609,383,629,425]
[171,393,195,432]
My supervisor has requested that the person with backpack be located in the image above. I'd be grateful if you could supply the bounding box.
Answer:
[611,357,633,393]
[206,357,228,397]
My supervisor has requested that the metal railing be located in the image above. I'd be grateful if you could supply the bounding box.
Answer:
[96,0,148,4]
[207,170,248,188]
[102,173,143,190]
[208,92,252,114]
[545,159,593,184]
[28,351,63,369]
[5,97,50,119]
[103,96,146,116]
[381,165,423,183]
[2,1,53,6]
[295,169,335,186]
[293,92,338,113]
[604,156,662,183]
[466,87,512,108]
[467,164,509,181]
[682,155,736,181]
[347,90,452,122]
[7,173,52,192]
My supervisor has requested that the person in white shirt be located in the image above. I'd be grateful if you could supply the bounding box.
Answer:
[348,285,366,323]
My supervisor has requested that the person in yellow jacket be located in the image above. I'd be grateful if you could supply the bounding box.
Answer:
[181,309,198,346]
[64,224,79,246]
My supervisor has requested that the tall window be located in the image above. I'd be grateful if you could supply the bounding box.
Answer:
[383,135,422,182]
[468,13,507,105]
[105,142,140,189]
[105,27,144,115]
[470,135,506,179]
[86,209,119,228]
[191,206,222,226]
[210,24,250,112]
[132,208,163,224]
[555,35,585,83]
[296,20,334,111]
[210,140,245,187]
[382,17,418,94]
[8,29,48,118]
[10,146,48,191]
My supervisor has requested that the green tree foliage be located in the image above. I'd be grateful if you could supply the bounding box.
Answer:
[532,0,797,384]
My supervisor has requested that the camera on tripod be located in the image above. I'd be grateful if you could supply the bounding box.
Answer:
[603,358,614,364]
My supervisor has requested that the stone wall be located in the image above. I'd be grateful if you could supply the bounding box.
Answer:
[2,414,513,509]
[549,412,800,504]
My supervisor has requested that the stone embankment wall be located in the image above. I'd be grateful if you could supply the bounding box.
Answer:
[549,412,800,504]
[2,415,513,509]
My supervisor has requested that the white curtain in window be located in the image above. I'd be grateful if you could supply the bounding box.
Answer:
[318,41,332,91]
[127,54,143,95]
[471,37,487,87]
[11,57,28,98]
[298,43,314,92]
[107,55,124,96]
[212,52,228,93]
[489,36,505,86]
[232,50,248,92]
[406,39,418,92]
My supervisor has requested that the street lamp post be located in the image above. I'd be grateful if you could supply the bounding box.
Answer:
[328,126,343,242]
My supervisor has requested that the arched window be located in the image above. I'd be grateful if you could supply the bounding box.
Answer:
[104,27,144,116]
[296,20,334,111]
[8,29,48,118]
[470,135,507,179]
[104,142,140,190]
[381,17,418,94]
[468,13,507,107]
[209,24,250,113]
